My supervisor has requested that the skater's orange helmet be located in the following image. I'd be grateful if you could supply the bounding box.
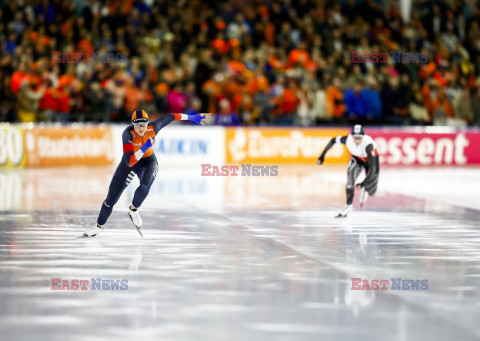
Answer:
[132,110,149,124]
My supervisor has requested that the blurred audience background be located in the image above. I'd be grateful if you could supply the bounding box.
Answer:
[1,0,480,126]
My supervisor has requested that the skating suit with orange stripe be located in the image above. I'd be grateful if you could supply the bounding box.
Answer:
[96,115,180,226]
[122,124,157,167]
[97,113,200,226]
[114,114,179,180]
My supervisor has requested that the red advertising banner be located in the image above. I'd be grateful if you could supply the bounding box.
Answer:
[366,128,480,166]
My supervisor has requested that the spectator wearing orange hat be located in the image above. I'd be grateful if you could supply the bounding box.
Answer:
[154,82,169,114]
[211,32,229,55]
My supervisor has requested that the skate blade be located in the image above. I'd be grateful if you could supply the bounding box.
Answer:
[335,214,347,218]
[78,233,96,238]
[128,212,141,228]
[128,212,143,237]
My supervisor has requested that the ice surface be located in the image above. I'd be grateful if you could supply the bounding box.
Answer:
[1,165,480,341]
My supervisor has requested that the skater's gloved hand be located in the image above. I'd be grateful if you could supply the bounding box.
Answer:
[188,113,213,125]
[317,155,325,165]
[139,138,153,153]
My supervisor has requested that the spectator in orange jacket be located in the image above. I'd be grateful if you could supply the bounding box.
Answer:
[10,62,29,95]
[55,84,71,123]
[38,78,57,122]
[326,77,346,122]
[273,78,299,126]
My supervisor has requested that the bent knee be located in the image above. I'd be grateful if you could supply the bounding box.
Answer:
[103,200,114,208]
[138,183,152,192]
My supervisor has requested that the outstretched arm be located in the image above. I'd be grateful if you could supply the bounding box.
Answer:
[151,113,213,134]
[317,136,347,164]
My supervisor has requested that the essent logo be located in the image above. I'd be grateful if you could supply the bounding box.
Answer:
[374,134,469,165]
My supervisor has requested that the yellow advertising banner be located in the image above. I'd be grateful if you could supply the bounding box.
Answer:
[225,127,351,164]
[24,126,115,167]
[0,124,26,167]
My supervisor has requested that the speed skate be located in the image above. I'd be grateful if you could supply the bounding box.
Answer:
[81,224,103,237]
[360,186,368,208]
[128,209,144,238]
[335,204,353,218]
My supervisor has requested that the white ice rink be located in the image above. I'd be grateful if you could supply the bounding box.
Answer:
[1,165,480,340]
